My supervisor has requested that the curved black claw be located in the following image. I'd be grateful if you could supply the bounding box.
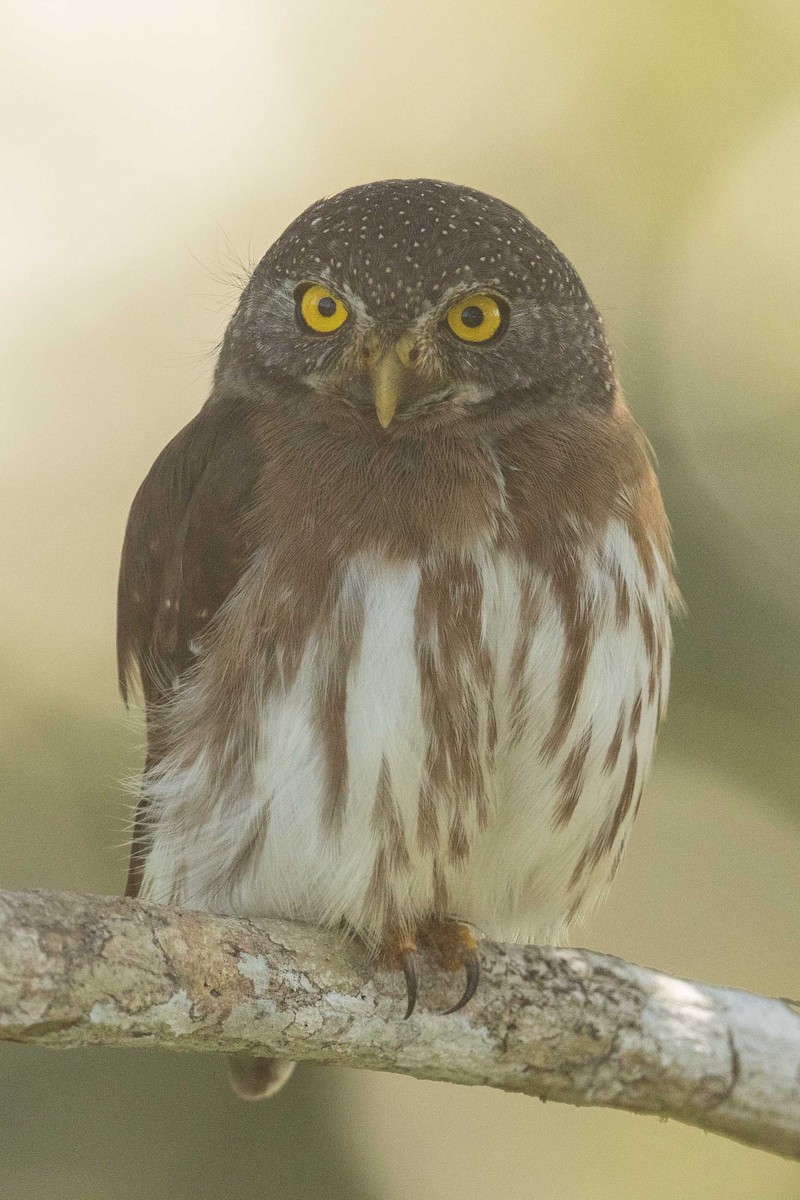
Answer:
[442,948,480,1015]
[403,952,419,1019]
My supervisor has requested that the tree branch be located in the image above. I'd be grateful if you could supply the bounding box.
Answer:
[1,888,797,1158]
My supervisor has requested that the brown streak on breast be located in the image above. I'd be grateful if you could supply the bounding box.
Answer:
[568,844,592,894]
[415,556,492,851]
[613,562,630,627]
[542,565,594,762]
[448,811,470,865]
[637,598,657,674]
[629,690,643,741]
[569,743,639,891]
[554,726,593,826]
[372,755,410,873]
[315,572,366,835]
[606,744,639,850]
[633,779,646,820]
[432,860,450,913]
[607,837,627,886]
[604,708,626,774]
[486,696,497,767]
[416,777,439,853]
[649,626,664,706]
[365,847,389,922]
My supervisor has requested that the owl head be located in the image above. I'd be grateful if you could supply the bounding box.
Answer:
[216,179,615,437]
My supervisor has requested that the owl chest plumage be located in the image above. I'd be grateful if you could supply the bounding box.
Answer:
[141,510,671,948]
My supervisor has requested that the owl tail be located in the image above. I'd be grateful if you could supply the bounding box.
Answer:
[226,1055,296,1100]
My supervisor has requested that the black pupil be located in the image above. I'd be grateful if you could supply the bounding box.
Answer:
[460,305,484,328]
[317,296,337,318]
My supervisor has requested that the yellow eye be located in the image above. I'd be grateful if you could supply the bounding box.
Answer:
[446,293,504,343]
[297,283,349,333]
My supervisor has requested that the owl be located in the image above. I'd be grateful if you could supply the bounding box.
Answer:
[118,179,673,1099]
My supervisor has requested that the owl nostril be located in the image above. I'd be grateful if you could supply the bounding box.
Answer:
[407,345,421,365]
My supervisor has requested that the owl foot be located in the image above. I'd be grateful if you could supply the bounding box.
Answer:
[420,920,481,1014]
[380,932,419,1019]
[379,923,481,1018]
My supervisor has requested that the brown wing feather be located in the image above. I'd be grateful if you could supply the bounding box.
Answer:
[117,394,259,896]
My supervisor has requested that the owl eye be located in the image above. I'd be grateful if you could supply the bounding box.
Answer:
[446,293,505,344]
[296,283,349,334]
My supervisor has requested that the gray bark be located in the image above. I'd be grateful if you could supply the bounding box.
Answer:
[1,888,798,1159]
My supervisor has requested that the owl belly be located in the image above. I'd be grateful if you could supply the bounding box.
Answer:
[141,522,670,949]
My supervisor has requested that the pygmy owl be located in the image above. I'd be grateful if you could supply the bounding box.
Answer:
[118,179,674,1099]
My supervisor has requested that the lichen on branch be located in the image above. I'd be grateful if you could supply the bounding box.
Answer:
[1,888,798,1160]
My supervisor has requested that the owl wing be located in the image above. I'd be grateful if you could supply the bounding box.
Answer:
[117,394,260,896]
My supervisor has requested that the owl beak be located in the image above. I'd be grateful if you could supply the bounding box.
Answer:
[372,336,415,429]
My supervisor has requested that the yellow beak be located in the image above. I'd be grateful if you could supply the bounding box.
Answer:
[372,336,415,429]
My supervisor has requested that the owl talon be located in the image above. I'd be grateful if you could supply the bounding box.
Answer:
[402,952,419,1019]
[380,933,420,1019]
[442,948,480,1014]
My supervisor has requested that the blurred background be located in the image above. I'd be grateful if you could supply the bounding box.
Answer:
[1,1,799,1196]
